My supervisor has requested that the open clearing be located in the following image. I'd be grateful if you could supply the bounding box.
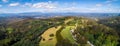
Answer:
[39,26,62,46]
[39,18,74,46]
[60,26,76,44]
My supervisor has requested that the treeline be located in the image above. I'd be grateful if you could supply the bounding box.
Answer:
[56,17,119,46]
[0,17,67,46]
[0,16,120,46]
[77,17,119,46]
[98,16,120,46]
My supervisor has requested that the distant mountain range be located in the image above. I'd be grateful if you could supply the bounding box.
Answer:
[0,12,120,19]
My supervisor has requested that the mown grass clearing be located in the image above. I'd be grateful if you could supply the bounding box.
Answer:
[39,26,62,46]
[60,26,76,44]
[39,18,74,46]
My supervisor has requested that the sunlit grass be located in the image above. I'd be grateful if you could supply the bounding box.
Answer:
[60,26,76,44]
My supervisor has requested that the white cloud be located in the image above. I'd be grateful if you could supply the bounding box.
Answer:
[105,0,112,3]
[104,0,117,7]
[0,5,2,7]
[60,7,78,11]
[25,3,32,6]
[107,3,112,6]
[22,3,32,7]
[9,3,19,6]
[2,0,8,2]
[105,0,118,3]
[89,8,97,11]
[32,2,57,9]
[95,4,102,7]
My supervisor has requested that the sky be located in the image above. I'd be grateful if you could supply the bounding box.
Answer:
[0,0,120,13]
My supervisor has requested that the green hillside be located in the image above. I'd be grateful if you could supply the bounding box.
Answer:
[0,16,119,46]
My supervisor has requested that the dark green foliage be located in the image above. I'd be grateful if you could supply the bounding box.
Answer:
[0,16,119,46]
[56,26,77,46]
[98,16,120,46]
[0,17,66,46]
[49,34,54,37]
[74,17,119,46]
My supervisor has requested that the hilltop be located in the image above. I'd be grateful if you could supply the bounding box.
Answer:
[0,16,119,46]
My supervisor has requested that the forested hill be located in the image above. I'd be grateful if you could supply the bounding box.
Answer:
[0,16,119,46]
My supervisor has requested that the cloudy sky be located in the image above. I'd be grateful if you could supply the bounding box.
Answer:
[0,0,120,13]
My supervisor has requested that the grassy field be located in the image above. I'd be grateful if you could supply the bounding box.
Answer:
[61,18,76,44]
[39,26,62,46]
[60,26,76,44]
[39,18,74,46]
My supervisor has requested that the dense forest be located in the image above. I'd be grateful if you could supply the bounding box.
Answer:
[0,16,120,46]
